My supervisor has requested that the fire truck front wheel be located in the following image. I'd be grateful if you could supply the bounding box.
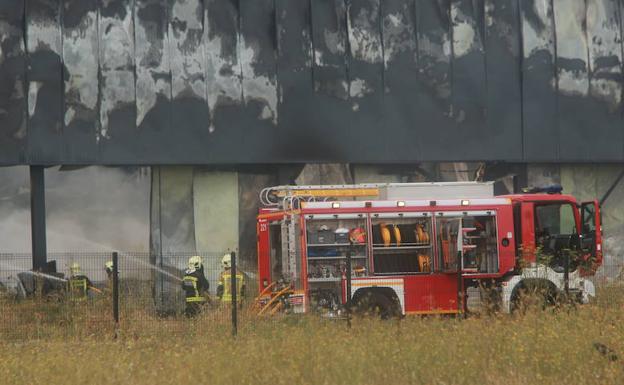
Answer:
[510,279,560,314]
[351,290,400,320]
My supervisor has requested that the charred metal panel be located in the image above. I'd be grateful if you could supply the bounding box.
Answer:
[99,0,137,161]
[202,0,244,162]
[520,0,558,160]
[3,0,624,164]
[483,0,522,160]
[346,0,384,157]
[308,0,352,158]
[169,0,208,163]
[62,0,99,162]
[415,0,453,160]
[25,0,64,164]
[380,0,420,161]
[583,0,624,160]
[0,1,27,163]
[553,0,592,161]
[450,0,487,159]
[204,0,242,134]
[310,0,348,99]
[134,0,171,156]
[275,0,327,161]
[238,0,279,161]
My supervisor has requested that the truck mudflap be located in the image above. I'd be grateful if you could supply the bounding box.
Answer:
[501,265,595,312]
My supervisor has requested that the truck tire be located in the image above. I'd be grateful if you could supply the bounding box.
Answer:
[510,280,559,314]
[353,291,399,320]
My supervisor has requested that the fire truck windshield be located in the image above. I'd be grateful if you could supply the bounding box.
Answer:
[534,203,579,271]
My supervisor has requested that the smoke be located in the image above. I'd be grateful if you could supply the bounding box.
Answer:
[0,166,150,253]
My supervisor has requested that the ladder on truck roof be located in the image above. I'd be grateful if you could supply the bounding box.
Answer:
[260,182,494,209]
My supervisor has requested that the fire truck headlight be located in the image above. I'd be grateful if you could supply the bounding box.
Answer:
[332,202,341,209]
[397,201,406,207]
[461,200,470,206]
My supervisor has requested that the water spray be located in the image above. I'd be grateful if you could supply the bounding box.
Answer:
[0,262,67,283]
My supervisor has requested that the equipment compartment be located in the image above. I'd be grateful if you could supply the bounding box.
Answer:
[370,212,433,275]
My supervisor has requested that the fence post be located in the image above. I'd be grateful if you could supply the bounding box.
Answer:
[345,241,352,327]
[457,252,464,318]
[563,251,570,297]
[231,251,237,337]
[112,252,119,327]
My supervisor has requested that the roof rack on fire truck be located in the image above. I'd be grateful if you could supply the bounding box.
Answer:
[259,181,495,210]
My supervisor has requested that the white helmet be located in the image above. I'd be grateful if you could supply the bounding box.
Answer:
[221,253,231,269]
[188,255,202,270]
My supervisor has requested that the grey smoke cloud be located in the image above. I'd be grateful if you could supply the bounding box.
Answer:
[0,166,149,253]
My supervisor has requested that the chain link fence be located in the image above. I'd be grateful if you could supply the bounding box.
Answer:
[1,252,623,339]
[0,251,256,339]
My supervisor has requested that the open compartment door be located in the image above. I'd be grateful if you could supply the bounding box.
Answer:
[580,200,603,272]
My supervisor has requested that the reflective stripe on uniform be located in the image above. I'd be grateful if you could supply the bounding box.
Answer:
[68,278,88,300]
[219,272,244,302]
[183,275,204,302]
[186,296,206,303]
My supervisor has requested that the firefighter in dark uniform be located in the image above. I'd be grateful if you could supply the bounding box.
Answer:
[68,262,93,302]
[182,256,210,317]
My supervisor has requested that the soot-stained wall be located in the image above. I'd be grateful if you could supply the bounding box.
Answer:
[1,0,623,165]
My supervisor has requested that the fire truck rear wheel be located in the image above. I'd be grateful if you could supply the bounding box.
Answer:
[353,291,400,320]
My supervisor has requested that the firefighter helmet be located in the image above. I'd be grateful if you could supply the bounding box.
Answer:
[221,253,231,269]
[188,256,202,270]
[70,262,81,276]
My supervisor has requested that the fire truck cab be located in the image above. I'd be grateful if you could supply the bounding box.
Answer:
[256,183,602,316]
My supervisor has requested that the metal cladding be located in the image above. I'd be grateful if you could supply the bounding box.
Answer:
[1,0,624,165]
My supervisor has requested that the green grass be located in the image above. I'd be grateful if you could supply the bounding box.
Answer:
[1,286,623,385]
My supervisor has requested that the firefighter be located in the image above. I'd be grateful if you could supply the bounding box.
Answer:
[105,261,114,280]
[182,255,210,317]
[217,253,245,306]
[67,262,93,301]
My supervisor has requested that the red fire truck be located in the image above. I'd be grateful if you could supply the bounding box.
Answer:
[256,182,602,316]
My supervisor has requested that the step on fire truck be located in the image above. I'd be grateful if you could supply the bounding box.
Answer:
[256,182,602,316]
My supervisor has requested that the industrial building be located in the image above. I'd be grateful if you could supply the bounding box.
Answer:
[1,1,623,275]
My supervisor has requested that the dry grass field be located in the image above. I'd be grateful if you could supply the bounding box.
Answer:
[1,286,623,385]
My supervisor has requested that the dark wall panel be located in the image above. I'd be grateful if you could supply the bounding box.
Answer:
[449,0,487,160]
[582,0,624,161]
[203,0,244,163]
[308,0,352,159]
[346,0,384,158]
[275,0,328,162]
[0,1,27,163]
[99,0,138,162]
[25,0,64,164]
[2,0,624,165]
[169,0,209,163]
[235,0,280,162]
[520,0,558,160]
[483,0,522,161]
[62,0,99,162]
[415,0,453,160]
[380,0,421,162]
[554,0,592,161]
[134,0,171,161]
